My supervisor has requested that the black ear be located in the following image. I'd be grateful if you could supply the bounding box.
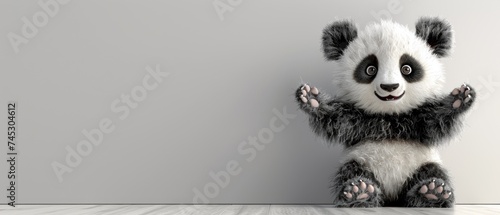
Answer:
[322,20,358,61]
[415,17,453,57]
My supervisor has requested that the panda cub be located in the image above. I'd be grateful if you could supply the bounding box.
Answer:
[296,17,475,207]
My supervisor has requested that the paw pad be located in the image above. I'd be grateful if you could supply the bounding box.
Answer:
[342,179,377,201]
[418,179,452,201]
[298,84,320,108]
[451,83,472,109]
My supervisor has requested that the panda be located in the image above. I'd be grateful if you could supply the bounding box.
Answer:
[295,17,475,207]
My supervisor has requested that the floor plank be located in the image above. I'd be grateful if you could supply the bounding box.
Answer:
[0,205,499,214]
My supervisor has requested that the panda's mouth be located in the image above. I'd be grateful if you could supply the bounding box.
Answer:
[375,91,405,101]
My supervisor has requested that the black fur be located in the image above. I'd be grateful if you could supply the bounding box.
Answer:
[415,17,453,57]
[354,54,378,84]
[295,85,475,148]
[331,160,384,207]
[399,54,424,83]
[322,20,358,60]
[397,162,454,207]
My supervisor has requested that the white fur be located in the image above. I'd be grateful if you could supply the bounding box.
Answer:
[343,141,441,200]
[333,20,446,114]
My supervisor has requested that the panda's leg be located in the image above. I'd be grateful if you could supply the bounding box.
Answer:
[331,160,384,207]
[400,162,454,208]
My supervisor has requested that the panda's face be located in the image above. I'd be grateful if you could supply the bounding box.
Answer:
[323,19,452,114]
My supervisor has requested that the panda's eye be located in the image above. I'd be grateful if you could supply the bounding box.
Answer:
[401,65,412,75]
[365,65,377,76]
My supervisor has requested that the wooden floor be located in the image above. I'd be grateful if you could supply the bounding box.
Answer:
[1,205,500,214]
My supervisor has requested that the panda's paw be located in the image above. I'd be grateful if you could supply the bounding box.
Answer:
[342,178,377,201]
[296,84,321,108]
[418,178,452,200]
[451,83,473,109]
[407,178,454,207]
[335,177,382,207]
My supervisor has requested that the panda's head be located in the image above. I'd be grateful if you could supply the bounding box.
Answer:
[323,17,453,114]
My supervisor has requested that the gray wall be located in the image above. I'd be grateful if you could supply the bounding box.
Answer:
[1,0,499,204]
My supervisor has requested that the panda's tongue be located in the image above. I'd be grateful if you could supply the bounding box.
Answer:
[375,91,405,101]
[384,95,397,101]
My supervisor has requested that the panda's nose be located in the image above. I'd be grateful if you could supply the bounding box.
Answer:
[380,83,399,92]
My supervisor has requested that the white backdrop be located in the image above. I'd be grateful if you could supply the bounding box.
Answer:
[0,0,499,204]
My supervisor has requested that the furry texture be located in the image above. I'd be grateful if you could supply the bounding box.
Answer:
[353,54,378,84]
[415,17,453,57]
[399,163,454,207]
[295,83,473,207]
[343,141,441,201]
[333,20,446,114]
[331,160,384,207]
[322,20,358,60]
[296,18,473,208]
[295,86,475,147]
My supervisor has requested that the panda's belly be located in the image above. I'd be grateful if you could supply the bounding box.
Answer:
[343,141,442,200]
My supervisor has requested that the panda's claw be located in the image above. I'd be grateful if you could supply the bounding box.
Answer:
[460,84,466,93]
[464,95,472,103]
[344,192,352,199]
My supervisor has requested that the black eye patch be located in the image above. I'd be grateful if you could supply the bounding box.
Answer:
[353,54,378,84]
[399,54,424,83]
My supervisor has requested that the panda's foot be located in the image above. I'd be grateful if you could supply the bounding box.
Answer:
[297,84,320,108]
[407,178,454,207]
[335,177,382,207]
[451,83,473,109]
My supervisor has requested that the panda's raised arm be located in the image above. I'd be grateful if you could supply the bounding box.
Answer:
[295,84,331,115]
[436,84,475,113]
[414,83,475,143]
[295,84,361,144]
[295,83,476,146]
